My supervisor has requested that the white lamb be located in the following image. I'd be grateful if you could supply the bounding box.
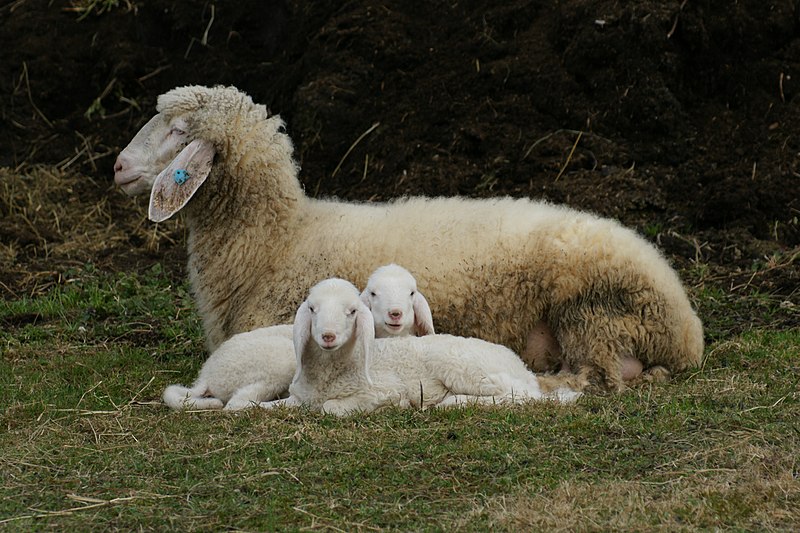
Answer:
[114,84,704,392]
[162,265,435,411]
[260,278,583,416]
[161,325,294,410]
[360,263,435,338]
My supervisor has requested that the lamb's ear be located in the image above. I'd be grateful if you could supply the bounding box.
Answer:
[148,139,215,222]
[356,301,376,385]
[359,289,372,309]
[292,301,313,380]
[412,292,435,336]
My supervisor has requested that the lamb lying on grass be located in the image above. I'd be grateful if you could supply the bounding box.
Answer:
[260,278,584,416]
[161,325,294,411]
[162,265,436,411]
[115,84,704,391]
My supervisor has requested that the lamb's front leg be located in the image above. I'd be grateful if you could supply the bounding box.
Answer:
[259,395,301,410]
[322,390,400,416]
[435,394,504,408]
[225,381,289,410]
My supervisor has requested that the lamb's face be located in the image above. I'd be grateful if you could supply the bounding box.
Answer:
[362,268,419,337]
[114,114,192,196]
[306,280,363,351]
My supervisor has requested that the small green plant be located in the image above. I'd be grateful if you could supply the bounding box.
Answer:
[643,222,663,238]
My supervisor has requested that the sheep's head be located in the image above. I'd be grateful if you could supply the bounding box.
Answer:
[113,85,281,221]
[113,85,233,196]
[360,264,435,337]
[113,112,196,197]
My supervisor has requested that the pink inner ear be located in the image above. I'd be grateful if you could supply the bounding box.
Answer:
[148,139,215,222]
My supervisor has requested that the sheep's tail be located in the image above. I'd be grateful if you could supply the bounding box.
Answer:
[162,382,224,411]
[669,307,705,372]
[683,312,705,368]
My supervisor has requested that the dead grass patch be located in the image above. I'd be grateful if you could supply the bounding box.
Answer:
[0,165,185,297]
[481,441,799,531]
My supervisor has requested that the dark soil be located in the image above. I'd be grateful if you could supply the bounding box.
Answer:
[1,0,798,335]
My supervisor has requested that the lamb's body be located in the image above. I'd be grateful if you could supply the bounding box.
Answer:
[371,334,581,408]
[162,325,294,410]
[115,85,704,391]
[263,279,581,416]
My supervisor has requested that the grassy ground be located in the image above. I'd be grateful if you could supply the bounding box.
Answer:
[1,166,798,530]
[2,262,798,531]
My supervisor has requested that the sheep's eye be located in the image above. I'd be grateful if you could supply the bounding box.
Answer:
[348,309,357,316]
[170,126,186,136]
[308,306,316,313]
[370,291,376,297]
[410,291,416,297]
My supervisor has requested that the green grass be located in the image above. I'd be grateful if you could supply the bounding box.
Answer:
[1,265,798,530]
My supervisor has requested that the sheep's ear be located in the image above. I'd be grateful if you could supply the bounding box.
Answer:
[359,289,372,309]
[413,292,435,336]
[356,301,376,385]
[148,139,215,222]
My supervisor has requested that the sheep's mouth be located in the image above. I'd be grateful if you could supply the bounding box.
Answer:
[114,172,153,196]
[384,323,403,330]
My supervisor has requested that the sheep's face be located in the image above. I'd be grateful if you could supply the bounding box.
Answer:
[305,279,366,352]
[361,264,435,337]
[114,114,192,196]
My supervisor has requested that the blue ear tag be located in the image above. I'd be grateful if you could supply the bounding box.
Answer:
[173,168,189,185]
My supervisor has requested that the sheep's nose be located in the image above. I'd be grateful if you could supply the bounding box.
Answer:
[113,154,128,174]
[321,332,336,344]
[388,309,403,320]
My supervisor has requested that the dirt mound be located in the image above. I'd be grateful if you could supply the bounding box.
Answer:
[1,1,798,330]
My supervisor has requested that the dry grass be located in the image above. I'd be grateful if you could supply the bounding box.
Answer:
[482,443,798,531]
[0,165,184,297]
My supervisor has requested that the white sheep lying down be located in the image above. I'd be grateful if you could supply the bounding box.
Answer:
[261,278,583,416]
[163,264,436,410]
[114,84,704,392]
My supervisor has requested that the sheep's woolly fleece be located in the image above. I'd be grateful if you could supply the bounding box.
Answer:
[118,85,704,391]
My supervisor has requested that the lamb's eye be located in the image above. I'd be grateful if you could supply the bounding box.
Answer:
[348,308,357,316]
[370,291,376,297]
[308,306,316,313]
[410,291,416,297]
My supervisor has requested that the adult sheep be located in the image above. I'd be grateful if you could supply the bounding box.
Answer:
[113,85,704,391]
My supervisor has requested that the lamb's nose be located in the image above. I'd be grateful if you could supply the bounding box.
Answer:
[388,310,403,320]
[322,332,336,344]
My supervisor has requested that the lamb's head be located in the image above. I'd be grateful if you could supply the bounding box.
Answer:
[294,278,375,356]
[113,85,294,222]
[360,264,435,337]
